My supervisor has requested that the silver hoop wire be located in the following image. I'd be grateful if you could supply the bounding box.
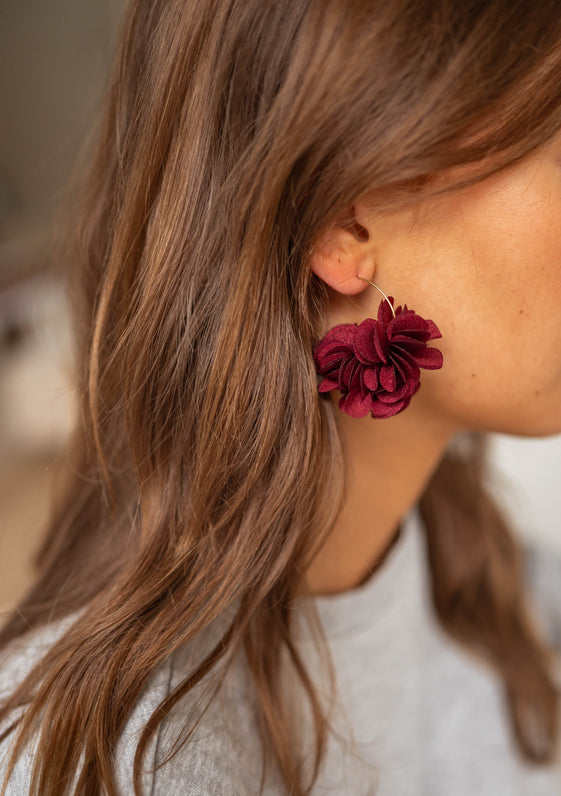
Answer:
[357,276,396,318]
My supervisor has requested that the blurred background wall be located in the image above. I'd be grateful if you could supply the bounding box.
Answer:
[0,0,124,613]
[1,0,561,616]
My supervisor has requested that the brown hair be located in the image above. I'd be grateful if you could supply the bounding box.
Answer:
[2,0,561,793]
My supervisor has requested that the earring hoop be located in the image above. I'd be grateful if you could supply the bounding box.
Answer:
[356,276,396,318]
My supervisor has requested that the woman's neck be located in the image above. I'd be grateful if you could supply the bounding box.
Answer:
[303,398,456,596]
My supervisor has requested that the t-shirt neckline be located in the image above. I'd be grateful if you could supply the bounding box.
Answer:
[291,503,424,640]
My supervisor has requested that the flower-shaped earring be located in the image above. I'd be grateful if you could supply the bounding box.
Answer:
[312,276,443,418]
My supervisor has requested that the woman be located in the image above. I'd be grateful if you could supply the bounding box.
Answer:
[1,0,561,793]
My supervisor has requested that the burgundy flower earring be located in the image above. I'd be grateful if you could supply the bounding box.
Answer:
[312,276,443,418]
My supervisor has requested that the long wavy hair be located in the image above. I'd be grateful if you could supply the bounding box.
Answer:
[2,1,561,794]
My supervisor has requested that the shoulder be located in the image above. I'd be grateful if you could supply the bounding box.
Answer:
[0,607,277,795]
[0,611,81,704]
[0,612,84,793]
[142,622,282,795]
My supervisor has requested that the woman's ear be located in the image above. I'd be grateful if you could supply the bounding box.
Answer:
[309,206,377,296]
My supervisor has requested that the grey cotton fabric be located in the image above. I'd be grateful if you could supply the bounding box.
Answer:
[1,503,561,795]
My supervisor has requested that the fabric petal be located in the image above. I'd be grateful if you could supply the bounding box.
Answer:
[388,312,428,336]
[362,366,379,390]
[314,351,346,374]
[424,318,442,340]
[319,323,357,347]
[376,381,411,402]
[414,346,443,369]
[389,335,427,349]
[349,361,362,389]
[379,364,396,392]
[340,357,358,388]
[370,396,409,418]
[391,350,420,386]
[377,296,395,326]
[355,319,381,364]
[314,338,354,362]
[389,355,407,384]
[373,322,388,363]
[340,388,372,418]
[391,345,418,368]
[318,376,339,392]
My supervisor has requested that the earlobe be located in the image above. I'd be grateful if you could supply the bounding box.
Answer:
[310,226,376,296]
[309,212,376,296]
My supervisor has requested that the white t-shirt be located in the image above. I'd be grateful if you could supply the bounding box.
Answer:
[1,504,561,794]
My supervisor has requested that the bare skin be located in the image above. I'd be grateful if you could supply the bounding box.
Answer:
[305,131,561,595]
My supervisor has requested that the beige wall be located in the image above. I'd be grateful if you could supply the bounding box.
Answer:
[1,0,123,239]
[0,0,123,612]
